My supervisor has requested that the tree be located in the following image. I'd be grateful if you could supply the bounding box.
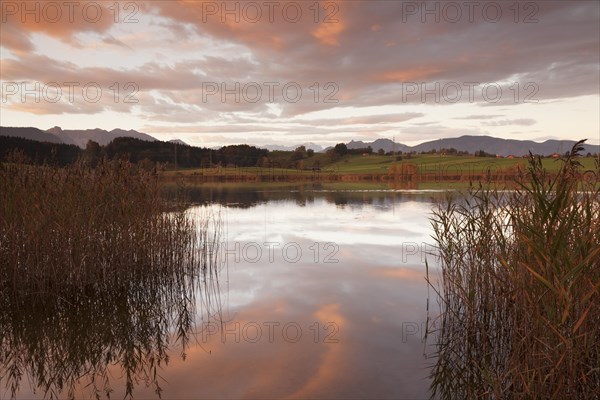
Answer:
[306,149,315,157]
[82,140,101,167]
[378,148,385,155]
[475,150,494,157]
[291,146,306,161]
[258,156,270,168]
[333,143,348,156]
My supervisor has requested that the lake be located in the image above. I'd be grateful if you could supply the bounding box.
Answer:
[8,184,444,399]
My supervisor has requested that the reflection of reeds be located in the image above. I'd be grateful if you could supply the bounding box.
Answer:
[428,141,599,399]
[0,160,222,399]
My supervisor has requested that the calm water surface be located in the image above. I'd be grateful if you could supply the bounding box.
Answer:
[12,185,443,399]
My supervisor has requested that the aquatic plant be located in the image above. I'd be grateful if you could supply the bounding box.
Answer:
[0,159,222,399]
[428,141,600,399]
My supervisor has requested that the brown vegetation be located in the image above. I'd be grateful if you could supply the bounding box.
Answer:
[0,159,222,399]
[428,142,600,399]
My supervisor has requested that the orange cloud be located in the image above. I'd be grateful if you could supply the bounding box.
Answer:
[377,67,444,82]
[285,303,346,398]
[1,0,118,54]
[312,20,345,46]
[311,1,345,46]
[143,0,311,52]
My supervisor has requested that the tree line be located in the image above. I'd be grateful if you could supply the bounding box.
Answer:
[0,136,268,168]
[3,136,595,170]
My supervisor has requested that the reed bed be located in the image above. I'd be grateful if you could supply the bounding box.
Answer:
[428,141,599,399]
[0,160,222,399]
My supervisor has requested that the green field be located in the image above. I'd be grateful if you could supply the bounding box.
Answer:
[161,154,598,184]
[327,154,599,174]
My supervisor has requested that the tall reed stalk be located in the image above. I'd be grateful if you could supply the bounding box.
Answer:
[0,159,222,399]
[429,141,599,399]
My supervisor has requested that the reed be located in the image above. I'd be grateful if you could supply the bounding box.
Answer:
[0,159,222,399]
[428,141,599,399]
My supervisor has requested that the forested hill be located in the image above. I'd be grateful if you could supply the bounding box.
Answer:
[0,135,268,168]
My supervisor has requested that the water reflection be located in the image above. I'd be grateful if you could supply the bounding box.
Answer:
[6,186,439,399]
[1,213,223,399]
[163,182,446,210]
[164,186,438,399]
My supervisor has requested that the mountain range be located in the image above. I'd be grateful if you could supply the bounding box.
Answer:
[1,126,598,157]
[46,126,157,148]
[345,136,600,157]
[0,126,158,148]
[260,143,324,152]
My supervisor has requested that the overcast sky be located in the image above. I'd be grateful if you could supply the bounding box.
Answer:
[1,0,599,147]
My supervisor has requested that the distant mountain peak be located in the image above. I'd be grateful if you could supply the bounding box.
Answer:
[43,127,157,148]
[345,135,599,157]
[261,142,324,152]
[1,126,64,144]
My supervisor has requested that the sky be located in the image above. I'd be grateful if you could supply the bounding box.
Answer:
[1,0,599,148]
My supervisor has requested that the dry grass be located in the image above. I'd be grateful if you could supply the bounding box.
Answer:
[0,159,222,399]
[428,141,600,399]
